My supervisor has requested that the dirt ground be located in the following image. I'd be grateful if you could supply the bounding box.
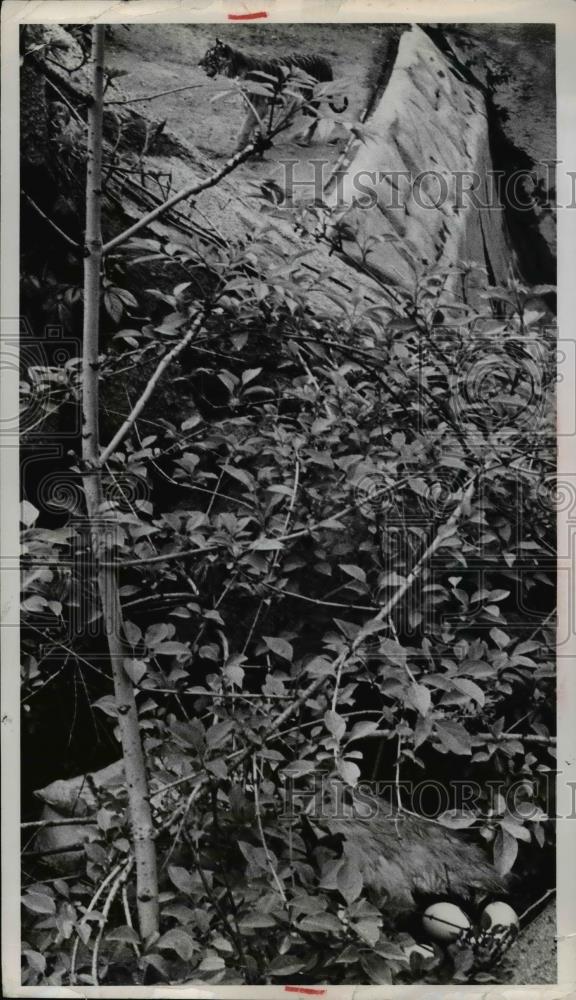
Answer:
[504,901,557,984]
[107,22,556,253]
[107,23,397,197]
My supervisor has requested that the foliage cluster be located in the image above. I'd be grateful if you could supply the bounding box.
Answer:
[21,230,556,984]
[18,22,556,988]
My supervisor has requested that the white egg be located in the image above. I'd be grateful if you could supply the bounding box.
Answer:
[422,901,471,943]
[480,901,520,934]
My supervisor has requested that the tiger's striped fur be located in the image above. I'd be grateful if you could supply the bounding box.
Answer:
[199,39,348,150]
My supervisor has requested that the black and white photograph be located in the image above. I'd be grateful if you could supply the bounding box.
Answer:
[2,0,575,993]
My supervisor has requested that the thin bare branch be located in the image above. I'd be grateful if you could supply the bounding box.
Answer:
[98,314,203,465]
[101,138,269,257]
[104,82,207,106]
[23,193,81,249]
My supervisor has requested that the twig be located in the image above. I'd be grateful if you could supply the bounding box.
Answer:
[104,82,207,106]
[91,859,134,985]
[45,77,86,125]
[330,648,347,715]
[90,477,406,569]
[360,730,556,746]
[101,132,277,257]
[522,608,556,646]
[238,568,380,612]
[98,314,204,464]
[45,52,89,76]
[183,828,247,967]
[252,758,287,902]
[394,734,403,811]
[121,591,196,610]
[161,783,204,871]
[23,193,80,249]
[388,614,417,684]
[25,627,109,682]
[519,888,556,925]
[145,456,256,512]
[70,861,123,984]
[21,817,97,830]
[121,882,140,959]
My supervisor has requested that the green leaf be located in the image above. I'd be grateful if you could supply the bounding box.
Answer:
[337,857,363,904]
[239,913,279,929]
[356,618,391,643]
[223,663,244,688]
[263,636,293,661]
[113,286,138,308]
[168,865,195,895]
[438,456,469,471]
[361,954,393,984]
[241,367,263,385]
[337,759,361,786]
[283,759,316,778]
[92,694,118,718]
[268,956,307,975]
[493,827,518,874]
[251,538,284,551]
[106,925,141,944]
[237,841,269,872]
[22,891,56,915]
[206,758,228,780]
[435,720,472,756]
[347,720,381,742]
[145,623,174,649]
[96,807,116,832]
[514,801,548,822]
[407,682,431,717]
[154,641,190,657]
[22,950,46,974]
[500,814,531,842]
[103,289,124,324]
[222,464,255,489]
[157,927,197,961]
[123,620,142,646]
[299,912,343,934]
[450,677,485,707]
[340,564,367,584]
[324,710,346,741]
[170,719,205,750]
[22,595,48,614]
[21,500,39,527]
[437,810,477,829]
[206,720,235,749]
[123,658,147,685]
[304,655,334,677]
[490,627,511,649]
[355,918,381,947]
[457,660,494,679]
[211,934,235,954]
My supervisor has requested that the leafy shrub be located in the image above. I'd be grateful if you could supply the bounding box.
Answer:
[21,219,555,985]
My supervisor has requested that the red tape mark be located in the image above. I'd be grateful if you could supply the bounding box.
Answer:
[283,990,327,996]
[228,11,268,19]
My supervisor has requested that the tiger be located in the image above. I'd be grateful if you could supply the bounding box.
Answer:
[199,38,349,151]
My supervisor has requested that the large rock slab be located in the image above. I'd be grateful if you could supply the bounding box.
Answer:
[328,26,512,302]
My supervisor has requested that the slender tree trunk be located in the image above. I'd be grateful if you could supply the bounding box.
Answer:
[81,25,159,942]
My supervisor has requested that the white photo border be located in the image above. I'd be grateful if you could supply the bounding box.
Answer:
[2,1,575,996]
